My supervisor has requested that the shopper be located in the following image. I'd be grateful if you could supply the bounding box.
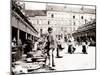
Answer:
[82,39,88,54]
[56,35,63,58]
[68,34,76,54]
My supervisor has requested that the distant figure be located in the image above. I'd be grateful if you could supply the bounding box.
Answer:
[56,36,63,58]
[32,39,39,51]
[82,40,88,54]
[12,37,17,48]
[67,34,76,54]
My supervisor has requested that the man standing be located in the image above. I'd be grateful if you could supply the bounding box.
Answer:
[45,27,56,69]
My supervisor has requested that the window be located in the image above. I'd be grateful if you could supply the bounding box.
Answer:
[48,21,50,25]
[73,15,75,19]
[73,22,75,25]
[61,27,63,31]
[81,16,83,19]
[40,29,42,36]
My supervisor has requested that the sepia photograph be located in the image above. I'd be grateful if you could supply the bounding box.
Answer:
[11,0,96,74]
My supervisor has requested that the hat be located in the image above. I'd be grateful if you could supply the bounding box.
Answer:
[48,27,53,31]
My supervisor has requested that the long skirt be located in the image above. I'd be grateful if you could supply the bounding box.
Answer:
[82,45,87,54]
[68,45,72,54]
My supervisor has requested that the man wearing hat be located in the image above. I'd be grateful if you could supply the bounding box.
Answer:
[45,27,56,70]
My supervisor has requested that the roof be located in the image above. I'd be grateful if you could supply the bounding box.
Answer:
[46,5,96,14]
[25,10,47,17]
[12,1,38,34]
[74,19,96,33]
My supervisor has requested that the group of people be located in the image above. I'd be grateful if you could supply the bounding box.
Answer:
[12,27,90,70]
[67,34,90,54]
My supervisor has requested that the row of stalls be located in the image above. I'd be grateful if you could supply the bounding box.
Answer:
[12,1,38,45]
[11,1,39,62]
[11,1,49,74]
[72,19,96,46]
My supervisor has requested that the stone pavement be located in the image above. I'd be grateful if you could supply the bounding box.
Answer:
[53,45,96,71]
[20,44,96,73]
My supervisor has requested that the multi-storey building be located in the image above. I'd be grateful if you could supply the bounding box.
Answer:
[24,3,96,41]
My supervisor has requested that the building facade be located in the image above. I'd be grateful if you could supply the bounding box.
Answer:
[25,4,96,41]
